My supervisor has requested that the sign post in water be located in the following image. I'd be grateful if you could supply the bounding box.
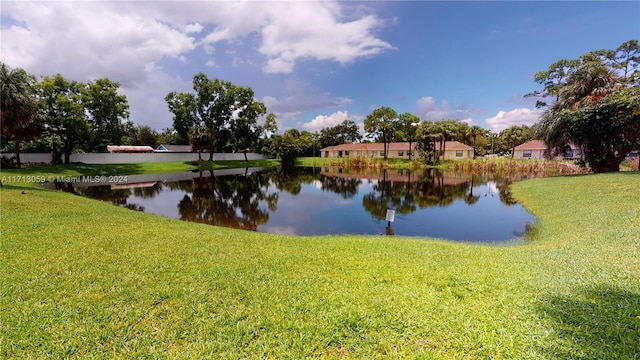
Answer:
[385,209,395,235]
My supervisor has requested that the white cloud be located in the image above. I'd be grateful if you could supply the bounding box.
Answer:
[485,108,541,132]
[184,23,203,34]
[414,97,450,120]
[413,96,485,123]
[0,1,392,129]
[122,69,192,131]
[1,2,196,87]
[301,111,352,132]
[259,4,394,73]
[194,1,394,74]
[263,78,353,115]
[459,118,474,126]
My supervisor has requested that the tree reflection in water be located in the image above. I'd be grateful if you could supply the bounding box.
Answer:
[64,166,533,241]
[177,169,278,230]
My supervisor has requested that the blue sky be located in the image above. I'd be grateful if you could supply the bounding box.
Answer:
[1,1,638,135]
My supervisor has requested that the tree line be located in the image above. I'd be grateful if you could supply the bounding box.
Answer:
[0,62,539,168]
[2,39,637,171]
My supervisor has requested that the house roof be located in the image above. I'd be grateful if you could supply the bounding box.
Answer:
[155,144,192,152]
[514,140,548,150]
[107,145,155,153]
[320,141,472,152]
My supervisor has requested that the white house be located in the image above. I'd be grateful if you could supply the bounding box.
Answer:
[513,140,582,160]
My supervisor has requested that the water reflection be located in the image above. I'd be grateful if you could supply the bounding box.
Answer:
[176,169,277,231]
[50,167,535,242]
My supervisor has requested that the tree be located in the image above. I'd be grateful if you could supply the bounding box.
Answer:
[82,78,130,152]
[129,125,159,148]
[165,92,196,145]
[36,74,90,163]
[166,73,266,160]
[396,113,420,159]
[189,126,213,164]
[499,125,532,158]
[255,112,279,155]
[0,63,40,168]
[364,107,398,159]
[270,129,313,165]
[158,128,183,146]
[415,121,440,163]
[432,120,463,161]
[319,120,362,148]
[533,40,640,172]
[465,125,488,158]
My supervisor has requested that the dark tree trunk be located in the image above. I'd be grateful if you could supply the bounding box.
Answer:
[383,140,388,160]
[15,136,22,168]
[589,157,623,173]
[64,141,72,164]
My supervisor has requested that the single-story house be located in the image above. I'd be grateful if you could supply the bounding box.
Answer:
[320,141,474,160]
[155,144,192,152]
[513,140,582,160]
[107,145,154,153]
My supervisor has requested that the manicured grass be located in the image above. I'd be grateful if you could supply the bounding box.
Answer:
[1,165,638,358]
[0,159,280,181]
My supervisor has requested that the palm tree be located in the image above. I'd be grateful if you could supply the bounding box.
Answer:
[500,126,526,159]
[538,58,623,167]
[0,63,40,168]
[466,125,487,158]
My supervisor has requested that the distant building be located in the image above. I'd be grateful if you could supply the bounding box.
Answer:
[319,141,473,159]
[107,145,154,153]
[155,144,192,153]
[513,140,582,160]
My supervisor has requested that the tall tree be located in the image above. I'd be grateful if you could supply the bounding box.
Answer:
[36,74,89,163]
[533,40,640,172]
[82,78,130,152]
[255,112,278,155]
[396,113,420,159]
[415,121,440,163]
[319,119,362,147]
[500,125,531,158]
[364,107,398,159]
[165,92,196,145]
[0,63,40,168]
[465,125,488,158]
[432,120,463,161]
[166,73,266,160]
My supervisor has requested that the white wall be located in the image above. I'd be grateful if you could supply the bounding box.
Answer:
[0,152,265,164]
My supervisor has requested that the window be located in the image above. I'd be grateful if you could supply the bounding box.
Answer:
[565,149,574,158]
[344,151,350,157]
[380,151,385,157]
[398,151,404,157]
[523,150,532,158]
[456,150,463,157]
[338,151,343,157]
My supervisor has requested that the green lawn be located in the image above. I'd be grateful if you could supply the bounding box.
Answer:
[1,164,638,359]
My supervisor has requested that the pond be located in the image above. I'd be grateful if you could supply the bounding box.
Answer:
[48,167,535,242]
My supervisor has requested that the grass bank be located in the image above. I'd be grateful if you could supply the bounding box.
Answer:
[0,159,280,181]
[1,165,638,358]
